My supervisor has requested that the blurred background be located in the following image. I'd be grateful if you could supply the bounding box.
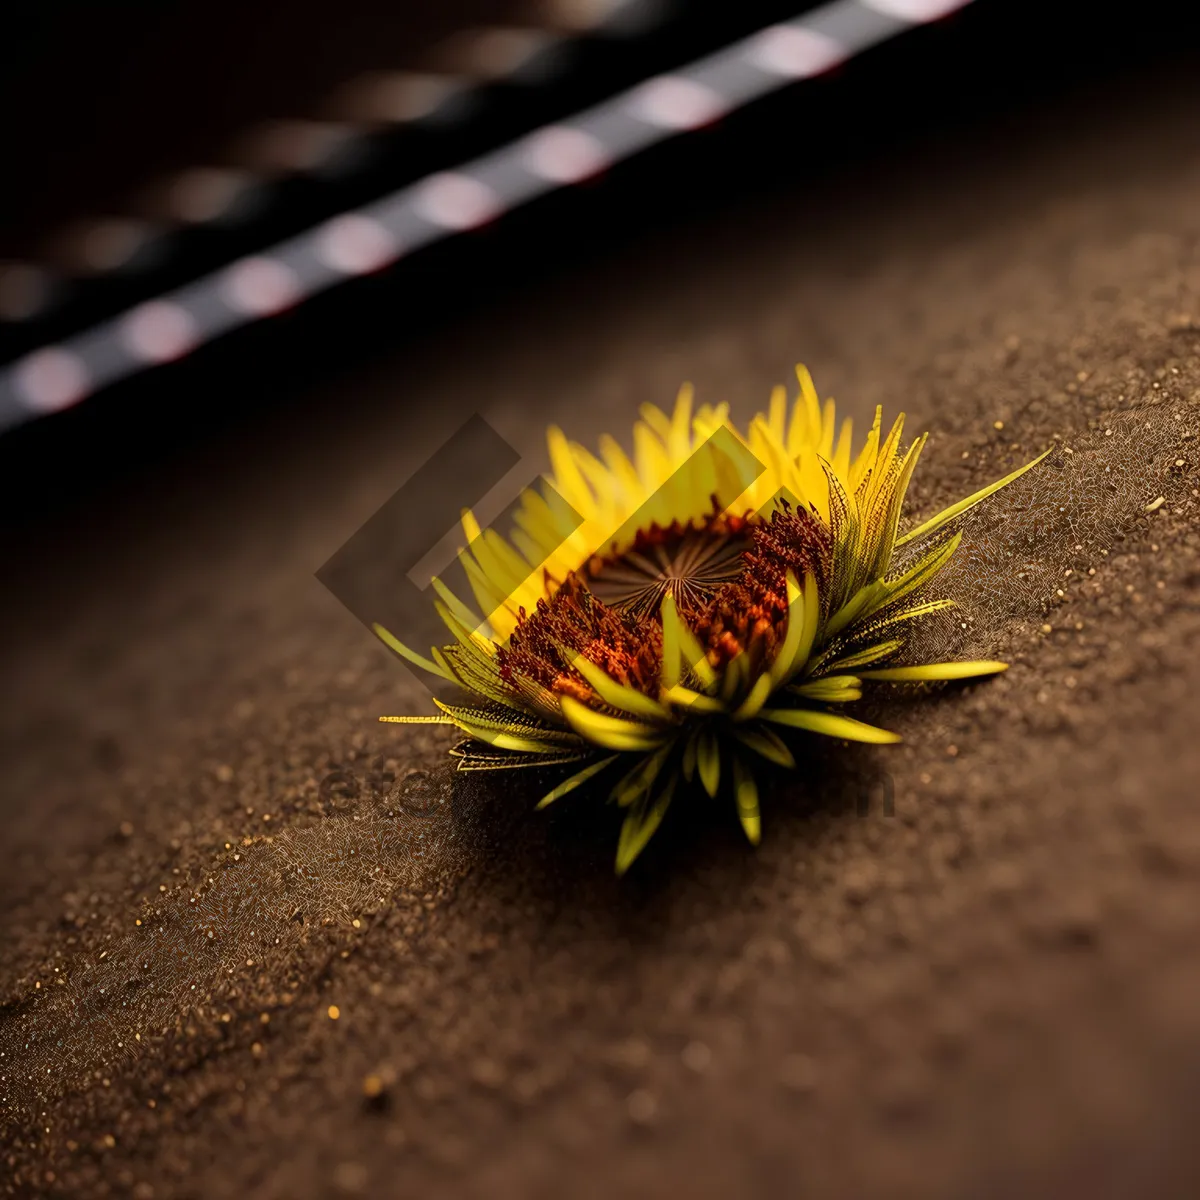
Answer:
[5,2,1200,1197]
[0,0,1196,469]
[2,0,1198,460]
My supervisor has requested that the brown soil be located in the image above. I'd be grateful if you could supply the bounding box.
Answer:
[5,34,1200,1200]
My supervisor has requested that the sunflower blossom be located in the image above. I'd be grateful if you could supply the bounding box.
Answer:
[378,365,1047,874]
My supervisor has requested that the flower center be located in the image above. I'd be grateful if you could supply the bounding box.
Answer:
[583,514,752,620]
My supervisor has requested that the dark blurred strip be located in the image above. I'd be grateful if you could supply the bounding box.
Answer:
[0,0,971,436]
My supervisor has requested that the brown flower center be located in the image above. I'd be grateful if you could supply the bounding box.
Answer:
[583,509,752,620]
[498,502,832,706]
[688,503,832,670]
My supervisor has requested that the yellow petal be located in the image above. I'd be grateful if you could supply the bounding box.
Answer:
[898,447,1052,547]
[732,755,762,845]
[570,654,671,722]
[536,755,619,809]
[559,695,666,752]
[731,725,796,769]
[697,732,721,798]
[372,622,449,679]
[760,707,901,744]
[858,661,1009,682]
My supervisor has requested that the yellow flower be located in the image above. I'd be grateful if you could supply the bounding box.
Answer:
[379,365,1047,874]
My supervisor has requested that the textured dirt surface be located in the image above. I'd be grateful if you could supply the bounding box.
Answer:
[4,33,1200,1200]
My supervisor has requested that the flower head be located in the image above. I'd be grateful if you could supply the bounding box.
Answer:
[379,366,1047,873]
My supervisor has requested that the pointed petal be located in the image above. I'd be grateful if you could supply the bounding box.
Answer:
[669,383,695,459]
[660,592,717,691]
[560,695,667,752]
[732,755,762,845]
[663,684,725,714]
[849,405,883,491]
[452,745,591,771]
[697,732,721,798]
[615,776,677,876]
[771,570,820,686]
[536,755,620,809]
[682,731,699,781]
[873,532,963,617]
[897,446,1052,548]
[431,576,488,638]
[823,580,886,642]
[570,654,670,722]
[817,639,903,673]
[720,650,751,706]
[732,725,796,769]
[796,363,823,440]
[612,743,673,808]
[859,661,1009,682]
[767,384,788,442]
[731,671,775,722]
[372,622,450,679]
[831,415,854,480]
[434,699,582,751]
[547,425,596,513]
[760,707,901,744]
[790,674,863,702]
[768,570,804,687]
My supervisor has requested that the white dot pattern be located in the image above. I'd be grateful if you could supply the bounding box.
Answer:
[522,125,611,183]
[121,300,199,363]
[13,347,90,413]
[222,257,303,316]
[317,214,401,275]
[628,75,728,130]
[0,0,978,433]
[414,172,501,230]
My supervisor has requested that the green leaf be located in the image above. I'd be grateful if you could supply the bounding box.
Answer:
[570,654,670,722]
[615,776,678,876]
[731,756,762,845]
[896,446,1052,548]
[870,531,963,618]
[663,684,725,714]
[760,707,901,744]
[816,639,903,674]
[434,699,583,752]
[612,744,673,808]
[536,755,620,808]
[732,725,796,769]
[769,570,820,687]
[858,661,1009,682]
[681,731,699,781]
[560,695,667,752]
[790,675,863,704]
[823,580,886,641]
[865,598,957,637]
[731,671,775,722]
[697,732,722,798]
[720,650,752,706]
[373,622,449,680]
[867,433,927,579]
[820,459,862,608]
[451,747,591,771]
[661,592,717,691]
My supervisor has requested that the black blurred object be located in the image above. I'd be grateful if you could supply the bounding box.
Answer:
[1,0,1199,534]
[0,0,836,361]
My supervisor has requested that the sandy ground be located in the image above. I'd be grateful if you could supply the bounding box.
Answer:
[4,26,1200,1200]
